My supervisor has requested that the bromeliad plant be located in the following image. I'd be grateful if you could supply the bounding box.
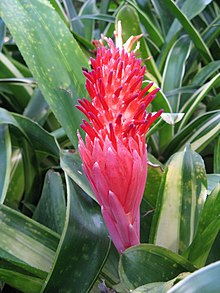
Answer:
[0,0,219,293]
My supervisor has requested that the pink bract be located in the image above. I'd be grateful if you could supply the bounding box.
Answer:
[77,22,162,253]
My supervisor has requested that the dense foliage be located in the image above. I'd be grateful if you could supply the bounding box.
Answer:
[0,0,219,292]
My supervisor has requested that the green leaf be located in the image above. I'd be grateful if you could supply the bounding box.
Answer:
[203,14,220,48]
[23,89,49,125]
[162,35,191,112]
[0,52,32,109]
[48,0,69,27]
[78,0,98,41]
[168,261,220,293]
[190,121,220,154]
[144,155,164,208]
[99,0,111,32]
[206,230,220,265]
[143,81,172,113]
[151,145,207,254]
[70,29,96,54]
[0,268,44,293]
[207,93,220,111]
[126,0,164,48]
[33,170,66,234]
[191,61,220,86]
[102,1,124,38]
[0,107,59,157]
[157,34,179,73]
[21,139,40,210]
[41,175,110,292]
[183,183,220,267]
[0,17,5,51]
[0,125,11,204]
[0,250,46,280]
[166,0,213,42]
[4,149,24,209]
[207,174,220,194]
[116,4,162,84]
[163,0,213,64]
[0,77,35,86]
[101,245,120,287]
[60,149,96,202]
[163,111,220,159]
[133,282,171,293]
[7,57,32,78]
[141,153,164,242]
[0,0,88,148]
[142,80,172,152]
[214,136,220,173]
[72,13,115,23]
[119,244,196,291]
[0,204,59,275]
[166,86,198,96]
[132,273,190,293]
[151,0,174,35]
[179,73,220,129]
[145,117,165,142]
[64,0,84,36]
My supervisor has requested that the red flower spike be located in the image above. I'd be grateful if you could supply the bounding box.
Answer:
[77,21,163,253]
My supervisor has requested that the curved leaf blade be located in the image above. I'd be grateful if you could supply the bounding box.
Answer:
[0,17,5,51]
[0,204,59,274]
[162,35,191,112]
[163,0,213,63]
[0,268,43,293]
[33,170,66,234]
[126,0,164,48]
[119,244,196,291]
[0,52,32,109]
[63,0,84,36]
[0,107,59,157]
[214,136,220,173]
[0,125,11,204]
[207,174,220,194]
[163,111,220,159]
[41,175,110,292]
[179,73,220,129]
[78,0,98,41]
[151,0,174,35]
[143,81,172,113]
[0,0,88,148]
[23,89,49,125]
[4,150,24,209]
[151,145,207,254]
[166,0,213,42]
[183,183,220,268]
[116,4,162,84]
[60,149,96,202]
[191,61,220,86]
[72,13,115,23]
[142,80,172,152]
[190,122,220,154]
[168,261,220,293]
[144,155,164,208]
[132,273,190,293]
